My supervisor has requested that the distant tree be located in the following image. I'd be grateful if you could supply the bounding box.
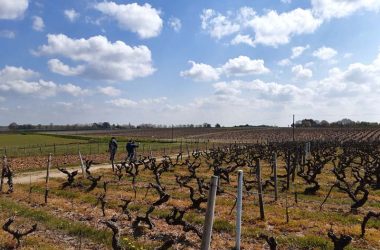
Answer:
[320,120,330,127]
[203,123,211,128]
[215,123,221,128]
[102,122,111,129]
[8,122,18,131]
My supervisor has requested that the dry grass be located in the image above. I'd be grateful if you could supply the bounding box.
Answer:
[1,155,380,249]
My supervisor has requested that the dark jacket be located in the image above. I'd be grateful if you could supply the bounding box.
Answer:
[109,138,118,152]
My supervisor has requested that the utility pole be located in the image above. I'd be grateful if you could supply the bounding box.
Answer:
[292,114,295,141]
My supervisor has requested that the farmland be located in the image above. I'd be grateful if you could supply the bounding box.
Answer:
[0,128,380,249]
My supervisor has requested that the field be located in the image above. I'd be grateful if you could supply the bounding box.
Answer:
[0,134,87,147]
[1,129,380,249]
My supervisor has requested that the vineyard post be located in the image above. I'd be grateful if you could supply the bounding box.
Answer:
[292,114,295,141]
[44,153,52,204]
[273,153,278,201]
[0,155,7,192]
[97,143,100,154]
[186,144,190,158]
[256,159,265,220]
[201,175,218,250]
[79,151,86,178]
[53,144,56,155]
[180,141,183,160]
[235,170,243,250]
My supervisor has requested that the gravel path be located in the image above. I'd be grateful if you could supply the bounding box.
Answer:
[13,163,112,184]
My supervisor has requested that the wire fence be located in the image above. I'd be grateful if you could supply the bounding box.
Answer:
[0,140,222,158]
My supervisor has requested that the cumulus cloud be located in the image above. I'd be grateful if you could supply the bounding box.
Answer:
[221,56,270,76]
[292,65,313,79]
[48,59,85,76]
[313,46,337,60]
[201,7,321,47]
[231,34,255,47]
[97,86,121,96]
[249,9,321,47]
[311,0,380,20]
[36,34,155,82]
[94,2,163,39]
[291,45,310,59]
[168,17,181,32]
[200,9,240,39]
[0,0,28,20]
[180,61,220,82]
[181,56,269,81]
[64,9,80,22]
[278,59,292,67]
[32,16,45,31]
[107,97,167,108]
[0,66,88,97]
[0,30,16,38]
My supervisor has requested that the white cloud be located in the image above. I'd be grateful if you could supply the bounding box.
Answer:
[201,7,322,47]
[59,83,88,96]
[180,61,220,82]
[94,2,163,39]
[181,56,270,81]
[249,8,322,47]
[168,17,181,32]
[48,59,85,76]
[231,34,255,47]
[0,30,16,38]
[64,9,80,22]
[343,53,353,59]
[278,59,292,67]
[32,16,45,32]
[292,65,313,79]
[107,97,167,108]
[0,0,28,20]
[291,45,310,59]
[36,34,155,82]
[312,0,380,20]
[281,0,292,3]
[313,46,337,60]
[140,97,167,105]
[200,9,240,39]
[97,86,121,96]
[0,66,88,97]
[0,96,5,102]
[56,102,73,108]
[221,56,270,76]
[107,98,138,107]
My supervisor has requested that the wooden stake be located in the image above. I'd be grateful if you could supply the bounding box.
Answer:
[256,159,265,220]
[79,151,86,178]
[273,153,278,202]
[201,176,218,250]
[44,153,52,204]
[0,155,7,192]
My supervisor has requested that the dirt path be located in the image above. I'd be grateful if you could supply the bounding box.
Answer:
[13,163,112,184]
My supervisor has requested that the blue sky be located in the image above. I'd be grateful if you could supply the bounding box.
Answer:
[1,0,380,126]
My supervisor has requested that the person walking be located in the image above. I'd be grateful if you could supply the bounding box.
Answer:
[126,140,139,161]
[108,137,118,171]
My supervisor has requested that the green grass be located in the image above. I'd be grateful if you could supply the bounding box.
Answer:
[0,133,86,147]
[0,197,147,249]
[0,132,188,158]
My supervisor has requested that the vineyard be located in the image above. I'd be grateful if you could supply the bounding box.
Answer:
[1,133,380,249]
